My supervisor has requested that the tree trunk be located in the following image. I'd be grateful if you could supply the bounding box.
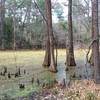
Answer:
[0,0,5,49]
[43,0,57,72]
[43,26,51,67]
[66,0,76,67]
[43,0,51,67]
[92,0,100,84]
[13,15,16,50]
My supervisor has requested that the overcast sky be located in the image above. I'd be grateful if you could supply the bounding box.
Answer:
[52,0,68,23]
[52,0,87,23]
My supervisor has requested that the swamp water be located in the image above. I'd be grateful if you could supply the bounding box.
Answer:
[0,50,94,99]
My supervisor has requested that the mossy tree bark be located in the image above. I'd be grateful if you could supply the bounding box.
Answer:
[66,0,76,68]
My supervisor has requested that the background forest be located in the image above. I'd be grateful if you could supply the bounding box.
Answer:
[0,0,98,49]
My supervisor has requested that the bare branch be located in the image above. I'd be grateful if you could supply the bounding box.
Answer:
[33,0,47,22]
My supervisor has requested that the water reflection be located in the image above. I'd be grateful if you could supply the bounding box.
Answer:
[56,62,94,83]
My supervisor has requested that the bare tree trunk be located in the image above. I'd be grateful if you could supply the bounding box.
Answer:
[43,26,51,66]
[43,0,57,72]
[0,0,5,49]
[43,0,51,67]
[66,0,76,68]
[92,0,100,84]
[48,0,57,72]
[27,0,32,45]
[13,15,16,50]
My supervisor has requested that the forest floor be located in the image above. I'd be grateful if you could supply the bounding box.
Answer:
[15,80,100,100]
[0,49,99,99]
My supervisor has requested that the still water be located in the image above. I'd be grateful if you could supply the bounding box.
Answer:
[0,50,94,98]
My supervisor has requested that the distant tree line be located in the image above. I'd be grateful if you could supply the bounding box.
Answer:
[0,0,94,49]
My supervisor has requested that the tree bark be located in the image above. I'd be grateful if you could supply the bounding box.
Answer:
[13,13,16,50]
[0,0,5,49]
[43,0,51,67]
[66,0,76,67]
[43,0,57,72]
[43,25,51,67]
[92,0,100,84]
